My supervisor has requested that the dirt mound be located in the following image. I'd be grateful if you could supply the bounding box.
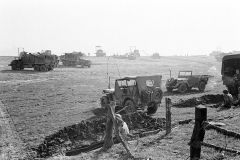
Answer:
[33,112,166,158]
[173,94,223,108]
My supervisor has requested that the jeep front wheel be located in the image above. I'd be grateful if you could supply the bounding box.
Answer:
[178,84,187,93]
[147,103,159,115]
[198,81,206,91]
[124,100,136,113]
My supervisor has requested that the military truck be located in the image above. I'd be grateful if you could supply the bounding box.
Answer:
[166,71,211,93]
[221,54,240,95]
[100,75,163,114]
[128,53,137,60]
[61,52,91,68]
[9,51,55,71]
[151,53,161,59]
[129,46,140,58]
[95,46,106,57]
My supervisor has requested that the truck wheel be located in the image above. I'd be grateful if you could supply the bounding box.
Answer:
[100,96,109,109]
[33,65,40,71]
[198,81,206,91]
[166,87,173,92]
[147,103,159,115]
[178,84,187,93]
[11,65,17,70]
[153,87,163,103]
[40,65,47,72]
[124,100,136,113]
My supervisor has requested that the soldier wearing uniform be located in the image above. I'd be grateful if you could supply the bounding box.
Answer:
[234,69,240,93]
[221,90,233,108]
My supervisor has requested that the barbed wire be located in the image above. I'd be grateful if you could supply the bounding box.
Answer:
[202,121,240,139]
[189,141,240,156]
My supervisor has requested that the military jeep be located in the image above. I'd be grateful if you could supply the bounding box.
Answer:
[100,75,163,114]
[166,71,210,93]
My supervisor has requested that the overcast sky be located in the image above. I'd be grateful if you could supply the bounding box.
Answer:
[1,0,240,56]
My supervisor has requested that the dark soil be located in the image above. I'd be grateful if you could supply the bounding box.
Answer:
[33,112,166,158]
[172,94,224,108]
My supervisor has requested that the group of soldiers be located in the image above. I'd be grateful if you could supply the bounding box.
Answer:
[221,69,240,108]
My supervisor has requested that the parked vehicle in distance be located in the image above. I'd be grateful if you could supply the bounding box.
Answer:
[95,46,106,57]
[166,71,212,93]
[9,50,56,71]
[61,52,91,68]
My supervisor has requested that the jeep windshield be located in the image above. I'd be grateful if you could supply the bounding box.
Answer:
[179,71,192,76]
[116,79,136,87]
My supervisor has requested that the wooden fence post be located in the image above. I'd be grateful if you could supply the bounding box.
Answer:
[101,102,133,157]
[101,105,114,151]
[166,98,172,135]
[190,105,207,160]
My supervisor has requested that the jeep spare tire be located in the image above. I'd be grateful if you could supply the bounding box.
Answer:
[124,100,136,113]
[153,87,163,103]
[178,84,187,93]
[166,78,175,85]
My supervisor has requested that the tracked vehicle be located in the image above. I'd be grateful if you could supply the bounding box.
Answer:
[100,75,163,114]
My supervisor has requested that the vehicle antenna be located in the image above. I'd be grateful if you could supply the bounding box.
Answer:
[107,56,110,88]
[113,58,121,79]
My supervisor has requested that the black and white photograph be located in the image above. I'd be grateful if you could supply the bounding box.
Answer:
[1,0,240,159]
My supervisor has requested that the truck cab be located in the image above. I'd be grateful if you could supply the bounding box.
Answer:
[222,54,240,95]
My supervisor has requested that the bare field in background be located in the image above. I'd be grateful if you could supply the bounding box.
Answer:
[1,56,240,159]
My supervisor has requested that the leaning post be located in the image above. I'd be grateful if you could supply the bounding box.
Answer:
[190,105,207,160]
[165,98,172,135]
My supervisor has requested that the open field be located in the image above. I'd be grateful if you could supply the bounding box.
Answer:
[0,56,240,159]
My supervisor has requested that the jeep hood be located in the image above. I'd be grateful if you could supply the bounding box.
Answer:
[103,88,115,94]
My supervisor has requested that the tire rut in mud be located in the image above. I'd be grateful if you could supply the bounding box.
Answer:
[172,94,223,108]
[33,112,166,158]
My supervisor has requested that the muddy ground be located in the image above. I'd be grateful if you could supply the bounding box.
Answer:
[1,56,239,159]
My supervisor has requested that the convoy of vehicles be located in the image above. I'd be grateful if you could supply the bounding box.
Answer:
[8,46,237,115]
